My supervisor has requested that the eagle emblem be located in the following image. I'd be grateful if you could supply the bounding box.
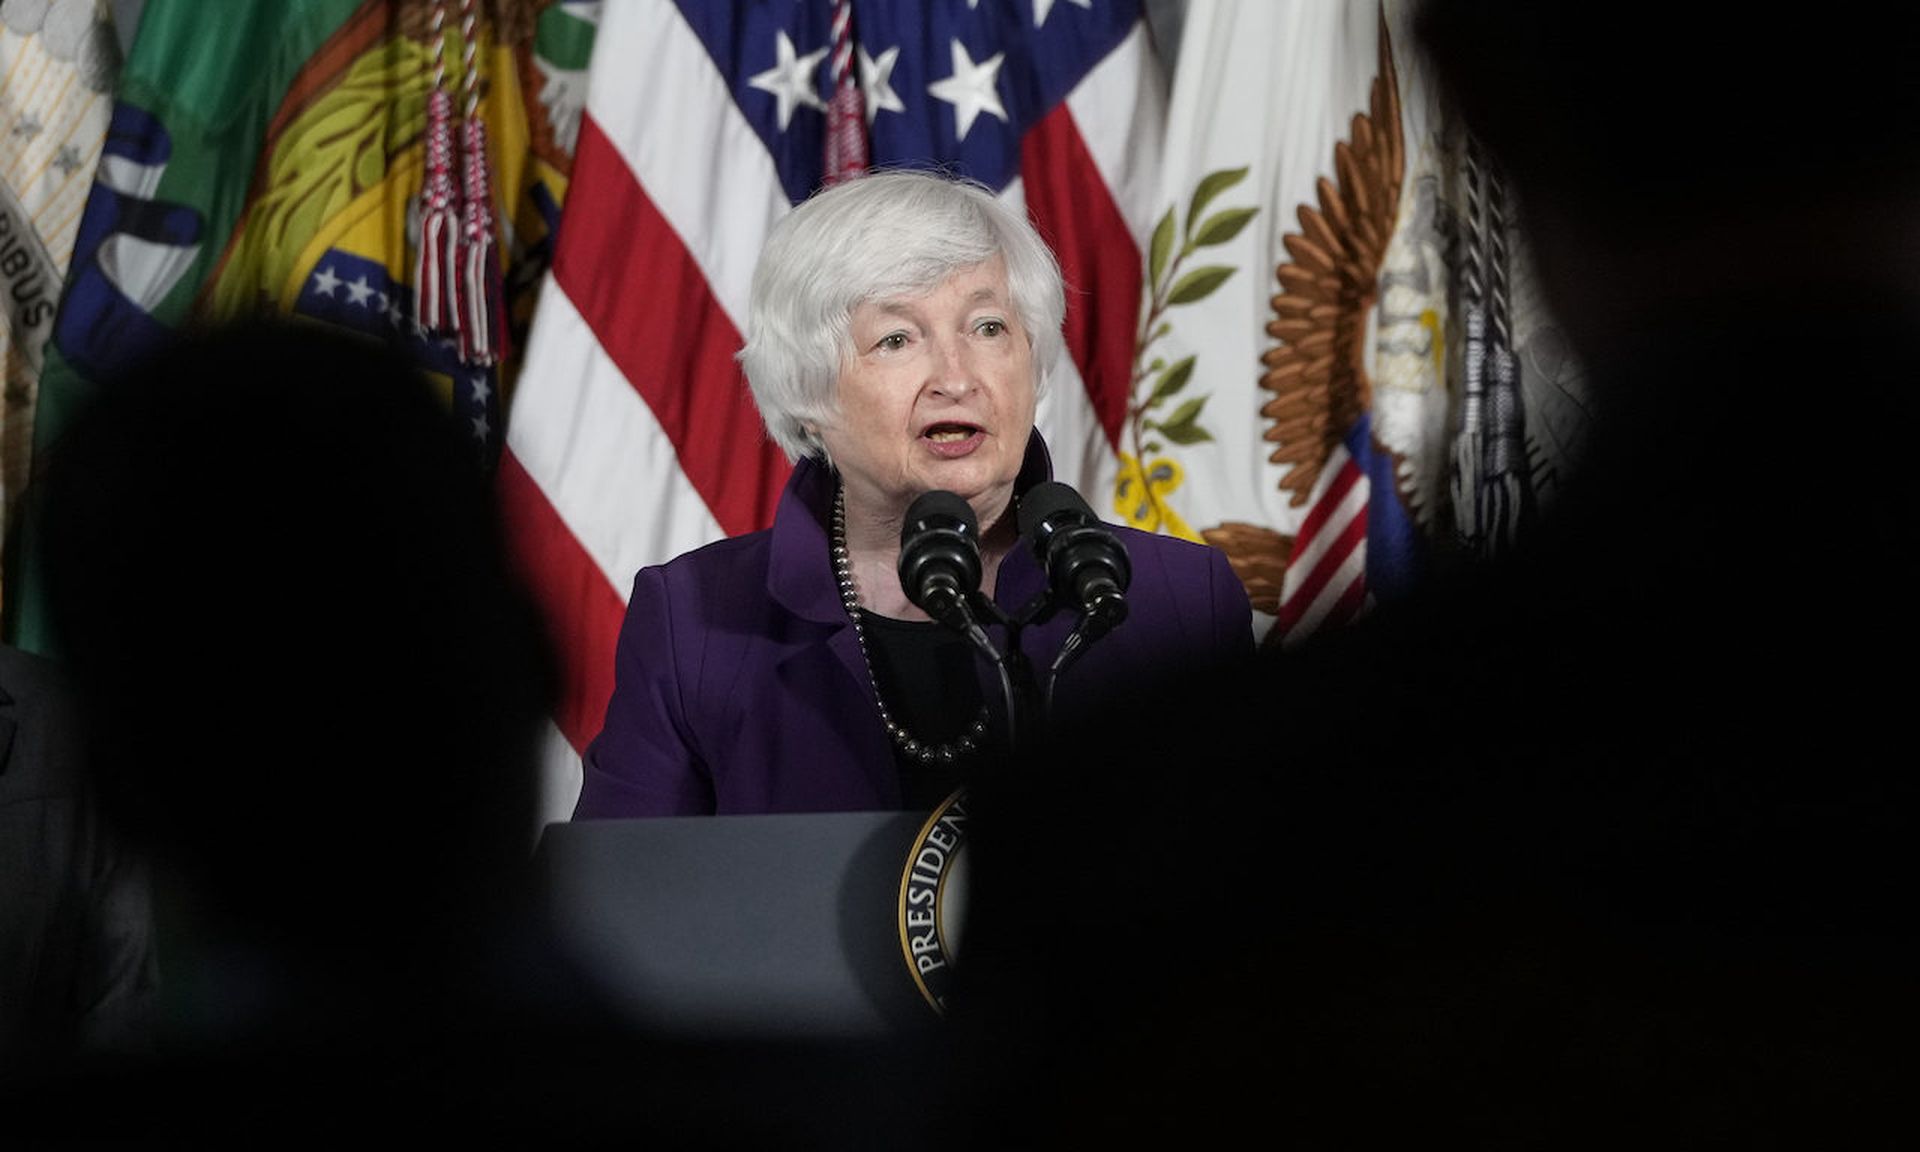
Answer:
[1202,13,1409,631]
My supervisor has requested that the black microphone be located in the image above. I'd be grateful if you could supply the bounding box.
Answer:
[1017,480,1130,632]
[898,490,983,627]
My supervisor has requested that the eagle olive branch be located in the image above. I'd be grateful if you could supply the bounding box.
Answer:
[1124,166,1258,528]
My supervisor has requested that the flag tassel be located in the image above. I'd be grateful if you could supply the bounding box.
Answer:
[413,88,460,334]
[456,114,504,365]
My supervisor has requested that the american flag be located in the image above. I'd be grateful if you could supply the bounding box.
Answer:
[499,0,1166,821]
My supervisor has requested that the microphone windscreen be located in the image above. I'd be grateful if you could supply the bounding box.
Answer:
[904,489,978,537]
[1016,480,1092,539]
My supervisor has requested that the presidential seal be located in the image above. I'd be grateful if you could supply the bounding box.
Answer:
[898,787,969,1015]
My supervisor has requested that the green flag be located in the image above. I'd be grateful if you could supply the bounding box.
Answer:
[5,0,590,653]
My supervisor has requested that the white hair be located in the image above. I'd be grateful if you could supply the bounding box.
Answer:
[737,168,1067,462]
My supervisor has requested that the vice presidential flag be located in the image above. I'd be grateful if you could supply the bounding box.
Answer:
[1124,0,1452,648]
[1134,0,1589,649]
[500,0,1167,820]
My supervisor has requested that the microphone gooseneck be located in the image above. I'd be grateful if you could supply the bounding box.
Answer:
[1018,481,1133,710]
[887,482,1133,758]
[1017,480,1132,633]
[896,489,1024,752]
[897,489,983,627]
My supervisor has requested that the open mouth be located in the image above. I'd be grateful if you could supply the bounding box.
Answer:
[923,422,980,443]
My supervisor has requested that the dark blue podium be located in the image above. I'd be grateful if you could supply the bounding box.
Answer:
[533,800,971,1042]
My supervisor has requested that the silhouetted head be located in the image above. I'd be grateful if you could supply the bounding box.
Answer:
[33,317,556,946]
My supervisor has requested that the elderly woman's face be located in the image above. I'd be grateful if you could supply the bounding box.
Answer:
[820,256,1036,528]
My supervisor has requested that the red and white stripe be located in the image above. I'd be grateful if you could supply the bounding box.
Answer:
[1273,445,1369,645]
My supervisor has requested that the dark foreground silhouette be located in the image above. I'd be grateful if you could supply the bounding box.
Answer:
[8,317,953,1147]
[943,4,1920,1147]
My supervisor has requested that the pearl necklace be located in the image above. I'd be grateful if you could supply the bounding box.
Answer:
[832,487,990,765]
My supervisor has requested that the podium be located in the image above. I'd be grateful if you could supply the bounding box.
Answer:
[533,797,972,1042]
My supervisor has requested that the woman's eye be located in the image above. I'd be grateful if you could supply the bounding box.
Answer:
[876,332,908,351]
[976,319,1006,337]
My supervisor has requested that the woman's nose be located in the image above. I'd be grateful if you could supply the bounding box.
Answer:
[928,335,973,397]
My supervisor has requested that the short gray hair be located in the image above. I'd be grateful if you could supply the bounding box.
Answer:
[738,168,1067,462]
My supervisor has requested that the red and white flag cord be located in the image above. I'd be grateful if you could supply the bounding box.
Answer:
[823,0,868,186]
[412,0,505,366]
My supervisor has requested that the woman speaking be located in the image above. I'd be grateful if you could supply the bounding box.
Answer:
[574,169,1253,818]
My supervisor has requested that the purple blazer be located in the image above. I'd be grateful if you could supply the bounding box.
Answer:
[573,435,1254,817]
